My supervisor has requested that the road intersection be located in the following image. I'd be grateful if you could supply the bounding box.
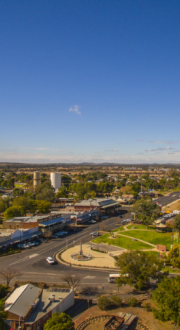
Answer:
[0,215,127,287]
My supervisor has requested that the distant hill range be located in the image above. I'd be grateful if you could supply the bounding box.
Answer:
[0,162,179,166]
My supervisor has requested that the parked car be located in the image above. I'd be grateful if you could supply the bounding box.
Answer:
[33,241,40,246]
[88,220,96,224]
[23,243,31,249]
[17,244,24,249]
[46,257,55,264]
[101,216,109,220]
[56,231,68,236]
[90,232,99,236]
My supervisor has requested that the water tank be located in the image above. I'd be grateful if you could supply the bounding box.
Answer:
[50,172,61,190]
[33,171,41,187]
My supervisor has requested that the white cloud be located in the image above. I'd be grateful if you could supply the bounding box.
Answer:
[104,149,118,152]
[149,140,178,144]
[69,105,81,115]
[1,150,180,164]
[145,146,174,152]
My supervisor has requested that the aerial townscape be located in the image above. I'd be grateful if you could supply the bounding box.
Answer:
[1,1,180,330]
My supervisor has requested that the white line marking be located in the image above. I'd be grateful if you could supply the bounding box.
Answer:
[9,254,39,265]
[29,254,39,259]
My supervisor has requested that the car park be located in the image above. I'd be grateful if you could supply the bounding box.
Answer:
[46,257,55,264]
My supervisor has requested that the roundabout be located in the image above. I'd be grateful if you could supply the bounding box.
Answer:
[58,243,119,269]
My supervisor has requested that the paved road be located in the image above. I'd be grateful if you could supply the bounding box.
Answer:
[155,191,180,207]
[0,214,130,287]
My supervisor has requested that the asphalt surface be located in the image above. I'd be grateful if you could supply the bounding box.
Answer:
[0,214,130,288]
[155,191,180,207]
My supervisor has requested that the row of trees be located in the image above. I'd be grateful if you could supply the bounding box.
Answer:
[1,181,55,219]
[56,181,114,199]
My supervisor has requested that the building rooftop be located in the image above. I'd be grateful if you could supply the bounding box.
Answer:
[75,198,119,207]
[5,215,49,223]
[26,288,72,324]
[38,217,65,227]
[5,285,73,324]
[5,284,41,317]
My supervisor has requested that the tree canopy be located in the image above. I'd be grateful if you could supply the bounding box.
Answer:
[36,181,55,202]
[0,299,8,330]
[43,312,75,330]
[115,250,164,290]
[13,187,24,197]
[167,244,180,268]
[152,276,180,324]
[174,214,180,234]
[0,285,9,300]
[4,205,25,220]
[132,197,161,228]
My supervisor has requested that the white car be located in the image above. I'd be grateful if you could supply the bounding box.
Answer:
[88,220,96,224]
[46,257,55,264]
[23,243,31,249]
[90,232,99,236]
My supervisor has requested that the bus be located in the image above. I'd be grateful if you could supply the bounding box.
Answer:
[108,274,120,283]
[108,273,129,283]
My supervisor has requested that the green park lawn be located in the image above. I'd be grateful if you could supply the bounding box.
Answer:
[92,233,153,250]
[124,230,172,250]
[14,183,26,188]
[110,227,125,233]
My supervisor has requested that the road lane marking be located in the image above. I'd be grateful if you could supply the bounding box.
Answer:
[84,276,96,279]
[29,254,39,259]
[9,254,39,265]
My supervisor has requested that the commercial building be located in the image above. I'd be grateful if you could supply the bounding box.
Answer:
[74,198,121,215]
[0,227,41,249]
[3,214,66,232]
[5,283,74,330]
[50,172,61,190]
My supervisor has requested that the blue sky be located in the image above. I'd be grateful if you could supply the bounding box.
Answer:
[0,0,180,163]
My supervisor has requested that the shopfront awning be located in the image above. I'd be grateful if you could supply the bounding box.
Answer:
[100,202,120,209]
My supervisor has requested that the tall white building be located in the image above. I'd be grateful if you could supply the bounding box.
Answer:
[50,172,61,190]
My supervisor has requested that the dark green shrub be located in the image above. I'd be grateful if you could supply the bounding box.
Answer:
[111,295,122,307]
[144,302,152,311]
[128,297,139,307]
[98,296,112,310]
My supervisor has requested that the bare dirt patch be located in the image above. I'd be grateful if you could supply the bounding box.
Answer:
[162,199,180,212]
[74,303,180,330]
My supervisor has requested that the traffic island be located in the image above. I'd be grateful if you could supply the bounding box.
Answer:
[57,243,119,269]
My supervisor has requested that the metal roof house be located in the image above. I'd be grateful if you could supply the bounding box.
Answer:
[5,284,74,330]
[74,198,120,215]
